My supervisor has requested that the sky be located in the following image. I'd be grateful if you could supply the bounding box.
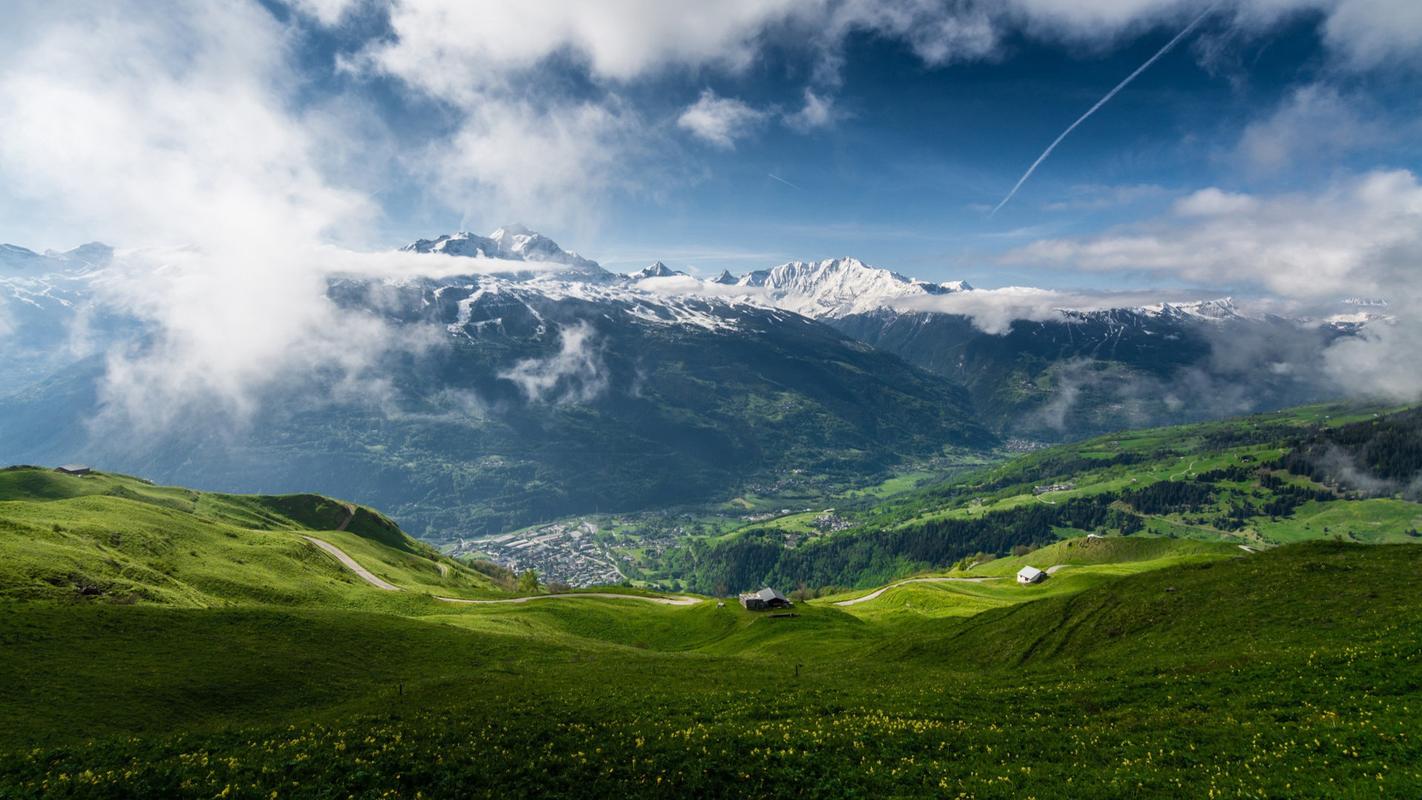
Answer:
[1,0,1421,425]
[1,1,1420,293]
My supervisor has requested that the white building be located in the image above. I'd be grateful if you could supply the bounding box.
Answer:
[1017,566,1046,585]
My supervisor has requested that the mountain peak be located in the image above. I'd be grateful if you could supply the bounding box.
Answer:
[631,261,684,279]
[735,256,972,319]
[711,269,738,285]
[402,227,612,281]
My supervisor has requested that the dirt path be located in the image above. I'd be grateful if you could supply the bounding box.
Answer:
[301,533,697,605]
[436,562,450,577]
[302,535,402,592]
[436,592,700,607]
[833,576,998,607]
[335,504,356,532]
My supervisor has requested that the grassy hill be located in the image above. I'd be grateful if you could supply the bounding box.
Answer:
[673,403,1422,593]
[3,418,1422,797]
[0,467,499,608]
[2,537,1420,797]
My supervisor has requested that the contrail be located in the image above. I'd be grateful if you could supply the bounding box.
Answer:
[768,172,803,190]
[990,4,1217,216]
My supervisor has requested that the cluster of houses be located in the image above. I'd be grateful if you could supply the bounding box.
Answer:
[1032,482,1075,495]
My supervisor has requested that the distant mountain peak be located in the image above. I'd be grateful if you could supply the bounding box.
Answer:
[732,256,972,319]
[630,261,685,279]
[402,227,612,281]
[711,269,738,285]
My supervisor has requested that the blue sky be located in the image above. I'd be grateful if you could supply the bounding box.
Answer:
[2,0,1421,299]
[226,1,1419,292]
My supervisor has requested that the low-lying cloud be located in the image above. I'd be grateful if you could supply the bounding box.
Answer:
[1007,169,1422,401]
[892,286,1220,334]
[498,321,608,405]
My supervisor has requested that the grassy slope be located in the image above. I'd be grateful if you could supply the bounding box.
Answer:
[2,543,1420,797]
[4,443,1422,797]
[0,468,499,608]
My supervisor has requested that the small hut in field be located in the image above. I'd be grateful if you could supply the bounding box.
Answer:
[739,587,792,610]
[1017,566,1047,585]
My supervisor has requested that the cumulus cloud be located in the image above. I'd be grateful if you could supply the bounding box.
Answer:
[294,0,1422,228]
[677,90,770,149]
[498,321,608,404]
[433,100,641,229]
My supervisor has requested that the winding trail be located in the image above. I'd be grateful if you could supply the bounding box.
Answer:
[834,576,998,607]
[300,533,698,606]
[302,535,402,592]
[435,592,700,607]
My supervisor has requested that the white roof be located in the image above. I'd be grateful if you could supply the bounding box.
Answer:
[1017,566,1044,579]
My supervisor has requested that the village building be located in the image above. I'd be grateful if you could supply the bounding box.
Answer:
[55,464,92,476]
[1017,566,1047,585]
[739,587,792,611]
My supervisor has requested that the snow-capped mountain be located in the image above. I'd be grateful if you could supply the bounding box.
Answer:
[730,257,972,319]
[629,261,685,280]
[401,225,611,282]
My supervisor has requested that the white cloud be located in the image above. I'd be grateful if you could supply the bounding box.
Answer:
[498,321,607,403]
[677,90,770,149]
[360,0,806,94]
[0,1,404,430]
[1173,187,1258,216]
[433,99,640,230]
[785,89,839,131]
[1319,0,1422,68]
[1237,84,1387,173]
[1009,169,1422,300]
[893,286,1219,334]
[331,0,1422,224]
[1006,168,1422,400]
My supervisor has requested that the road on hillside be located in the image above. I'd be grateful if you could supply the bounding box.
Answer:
[833,575,998,607]
[299,534,698,605]
[302,535,402,592]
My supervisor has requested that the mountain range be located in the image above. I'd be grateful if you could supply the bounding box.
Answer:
[0,227,1364,535]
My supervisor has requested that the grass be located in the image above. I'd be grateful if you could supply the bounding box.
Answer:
[3,543,1421,797]
[0,468,500,609]
[4,447,1422,797]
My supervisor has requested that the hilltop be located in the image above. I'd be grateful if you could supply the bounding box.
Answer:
[0,466,499,608]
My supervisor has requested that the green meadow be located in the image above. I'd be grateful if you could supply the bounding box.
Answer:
[3,402,1422,798]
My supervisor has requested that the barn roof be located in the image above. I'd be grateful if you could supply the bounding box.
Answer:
[740,587,787,602]
[1017,566,1044,580]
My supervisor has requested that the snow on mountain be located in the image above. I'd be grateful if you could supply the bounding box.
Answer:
[387,234,788,335]
[401,226,612,281]
[629,261,685,280]
[394,229,1376,336]
[1134,298,1243,321]
[729,257,973,319]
